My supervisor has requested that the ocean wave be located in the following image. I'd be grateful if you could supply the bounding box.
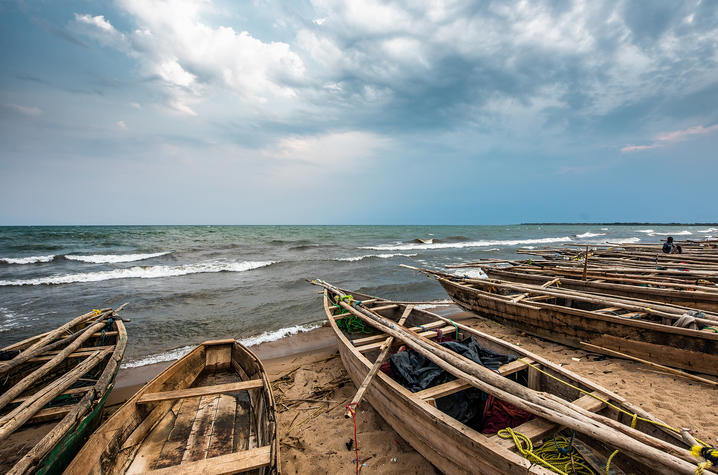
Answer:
[0,260,274,286]
[336,253,417,262]
[65,251,172,264]
[414,299,453,310]
[697,228,718,233]
[635,229,654,233]
[360,236,572,251]
[411,238,436,244]
[649,230,692,236]
[121,322,323,368]
[576,232,606,238]
[608,237,641,244]
[238,322,324,347]
[0,255,55,264]
[0,307,32,332]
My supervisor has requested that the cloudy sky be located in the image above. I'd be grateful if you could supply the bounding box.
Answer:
[1,0,717,224]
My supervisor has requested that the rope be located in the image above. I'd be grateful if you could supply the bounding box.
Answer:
[336,315,371,334]
[446,318,459,340]
[346,403,359,475]
[605,414,637,474]
[497,428,596,474]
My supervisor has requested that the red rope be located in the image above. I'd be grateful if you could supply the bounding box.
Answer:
[346,402,359,474]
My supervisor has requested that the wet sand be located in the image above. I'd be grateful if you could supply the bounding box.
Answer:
[105,307,718,474]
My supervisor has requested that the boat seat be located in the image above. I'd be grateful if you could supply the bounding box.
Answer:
[332,303,399,319]
[142,445,272,475]
[595,307,621,313]
[351,320,447,346]
[137,380,263,404]
[356,325,457,353]
[415,358,536,401]
[494,392,605,449]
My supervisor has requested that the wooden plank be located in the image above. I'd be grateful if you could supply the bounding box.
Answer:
[595,307,621,313]
[125,407,177,475]
[351,320,446,346]
[364,304,399,312]
[206,345,231,370]
[415,358,535,401]
[12,385,90,404]
[154,397,202,469]
[356,325,457,353]
[145,445,271,475]
[28,347,110,363]
[495,392,605,449]
[206,394,237,459]
[233,397,250,452]
[28,405,72,424]
[137,380,263,404]
[182,395,220,463]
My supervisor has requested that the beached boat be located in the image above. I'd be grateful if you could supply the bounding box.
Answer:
[64,339,279,475]
[410,267,718,376]
[479,266,718,312]
[317,281,711,474]
[0,307,127,474]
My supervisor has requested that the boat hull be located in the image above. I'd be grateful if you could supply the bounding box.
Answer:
[438,278,718,376]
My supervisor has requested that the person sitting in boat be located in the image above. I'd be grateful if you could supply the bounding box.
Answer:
[662,236,682,254]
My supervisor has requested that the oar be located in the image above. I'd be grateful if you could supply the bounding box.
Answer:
[344,304,414,418]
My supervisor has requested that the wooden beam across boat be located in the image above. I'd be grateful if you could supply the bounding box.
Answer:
[136,380,264,404]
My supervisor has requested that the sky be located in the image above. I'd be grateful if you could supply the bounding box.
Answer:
[1,0,717,225]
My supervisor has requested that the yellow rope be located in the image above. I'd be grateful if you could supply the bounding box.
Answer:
[497,428,596,474]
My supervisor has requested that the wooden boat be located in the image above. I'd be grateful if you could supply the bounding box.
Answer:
[318,281,709,474]
[479,266,718,312]
[411,267,718,376]
[64,339,279,475]
[0,307,127,474]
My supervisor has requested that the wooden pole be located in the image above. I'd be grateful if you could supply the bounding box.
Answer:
[313,281,697,473]
[344,305,414,418]
[0,321,107,412]
[583,245,589,281]
[580,342,718,388]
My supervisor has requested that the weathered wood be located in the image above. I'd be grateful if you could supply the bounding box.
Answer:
[137,380,263,404]
[206,395,237,459]
[0,348,111,442]
[125,409,177,475]
[0,321,106,412]
[345,305,414,417]
[155,397,202,469]
[180,395,221,463]
[145,446,271,475]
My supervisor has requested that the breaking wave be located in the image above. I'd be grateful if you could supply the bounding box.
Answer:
[65,252,171,264]
[121,322,323,368]
[607,237,641,244]
[697,228,718,233]
[0,255,55,264]
[336,253,417,262]
[649,230,692,236]
[0,260,274,286]
[635,229,654,233]
[576,232,606,238]
[361,236,573,251]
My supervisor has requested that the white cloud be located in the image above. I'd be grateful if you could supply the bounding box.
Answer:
[621,123,718,153]
[6,104,42,116]
[116,120,127,129]
[130,102,142,109]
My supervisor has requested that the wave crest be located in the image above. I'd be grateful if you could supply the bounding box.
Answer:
[65,252,171,263]
[0,255,55,264]
[361,236,573,251]
[336,253,417,262]
[0,260,274,286]
[576,232,606,238]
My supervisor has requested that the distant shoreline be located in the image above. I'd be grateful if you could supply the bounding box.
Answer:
[521,222,718,226]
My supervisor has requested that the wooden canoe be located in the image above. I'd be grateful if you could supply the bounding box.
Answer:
[480,266,718,312]
[64,339,279,475]
[0,307,127,474]
[415,267,718,376]
[320,284,704,474]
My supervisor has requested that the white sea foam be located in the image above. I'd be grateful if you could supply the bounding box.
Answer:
[336,253,417,262]
[360,236,572,251]
[636,229,654,233]
[0,255,55,264]
[697,228,718,233]
[649,230,692,236]
[65,251,171,263]
[0,260,274,286]
[415,299,453,310]
[576,232,606,238]
[121,322,323,368]
[121,345,196,369]
[238,322,324,347]
[452,268,488,279]
[601,228,608,231]
[606,237,641,244]
[0,307,31,332]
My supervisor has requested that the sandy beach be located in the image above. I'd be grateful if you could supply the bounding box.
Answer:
[103,306,718,474]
